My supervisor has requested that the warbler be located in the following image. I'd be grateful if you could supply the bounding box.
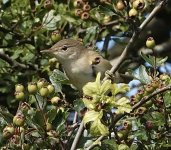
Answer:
[41,39,112,90]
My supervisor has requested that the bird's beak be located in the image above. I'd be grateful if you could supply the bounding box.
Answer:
[40,49,53,53]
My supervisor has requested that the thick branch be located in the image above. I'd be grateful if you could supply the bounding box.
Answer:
[108,0,168,75]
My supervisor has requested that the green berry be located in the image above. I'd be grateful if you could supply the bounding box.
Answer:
[15,84,24,92]
[46,122,53,131]
[73,0,83,8]
[74,9,83,17]
[15,91,25,101]
[39,87,49,97]
[133,0,145,10]
[51,31,61,42]
[146,37,156,49]
[47,84,55,94]
[28,82,38,94]
[43,0,53,10]
[51,96,60,105]
[37,78,47,89]
[13,113,25,126]
[3,125,15,139]
[129,8,138,17]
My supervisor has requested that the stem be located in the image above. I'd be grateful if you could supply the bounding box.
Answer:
[70,121,84,150]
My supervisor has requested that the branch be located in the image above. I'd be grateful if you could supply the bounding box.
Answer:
[108,0,168,75]
[114,84,171,124]
[0,52,37,70]
[70,121,84,150]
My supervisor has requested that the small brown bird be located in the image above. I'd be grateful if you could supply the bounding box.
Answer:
[41,39,112,90]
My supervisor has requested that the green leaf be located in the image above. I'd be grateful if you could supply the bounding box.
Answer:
[42,10,61,30]
[50,69,69,93]
[164,91,171,106]
[156,56,168,66]
[140,52,154,66]
[47,108,57,123]
[83,110,103,125]
[83,26,98,43]
[90,119,109,136]
[133,65,151,84]
[97,5,116,16]
[33,110,46,129]
[118,144,130,150]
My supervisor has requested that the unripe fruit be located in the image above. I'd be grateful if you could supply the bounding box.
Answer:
[51,31,61,42]
[43,0,53,10]
[135,107,147,115]
[3,125,15,139]
[73,0,83,8]
[51,96,60,105]
[21,102,30,112]
[28,82,38,94]
[13,113,25,126]
[46,122,53,131]
[81,12,89,20]
[37,78,47,89]
[145,84,154,93]
[74,9,83,17]
[47,130,58,137]
[15,91,25,101]
[39,87,49,97]
[83,3,91,12]
[160,74,170,81]
[133,0,145,10]
[146,37,155,49]
[49,58,57,64]
[15,84,24,92]
[103,15,111,24]
[129,8,138,17]
[47,84,55,94]
[123,121,132,130]
[116,1,125,10]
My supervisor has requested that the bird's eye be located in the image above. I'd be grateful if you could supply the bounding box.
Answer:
[61,45,68,51]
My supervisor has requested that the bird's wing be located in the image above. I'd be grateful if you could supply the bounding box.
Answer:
[87,50,112,78]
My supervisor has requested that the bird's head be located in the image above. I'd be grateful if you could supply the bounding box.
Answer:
[41,39,84,63]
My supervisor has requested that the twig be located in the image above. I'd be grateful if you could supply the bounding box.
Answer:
[85,136,105,150]
[0,52,28,69]
[70,121,84,150]
[107,0,168,75]
[86,84,171,149]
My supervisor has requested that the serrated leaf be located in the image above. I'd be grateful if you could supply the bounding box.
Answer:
[133,65,151,84]
[83,110,103,125]
[42,10,61,30]
[156,56,168,66]
[140,52,154,66]
[47,108,57,123]
[33,110,46,130]
[90,119,109,136]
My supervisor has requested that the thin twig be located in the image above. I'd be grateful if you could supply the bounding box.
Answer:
[70,121,84,150]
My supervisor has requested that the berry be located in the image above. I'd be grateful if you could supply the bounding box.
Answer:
[15,91,25,101]
[129,8,138,18]
[28,82,38,94]
[51,96,61,105]
[74,9,83,17]
[43,0,53,10]
[15,84,24,92]
[37,78,47,89]
[51,31,61,42]
[73,0,83,8]
[83,3,91,12]
[2,125,15,139]
[103,15,111,24]
[46,122,53,131]
[116,1,125,10]
[81,12,89,20]
[39,87,49,97]
[146,37,155,49]
[47,84,55,94]
[13,113,25,126]
[133,0,145,10]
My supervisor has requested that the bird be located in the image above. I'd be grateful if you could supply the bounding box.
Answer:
[41,39,112,90]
